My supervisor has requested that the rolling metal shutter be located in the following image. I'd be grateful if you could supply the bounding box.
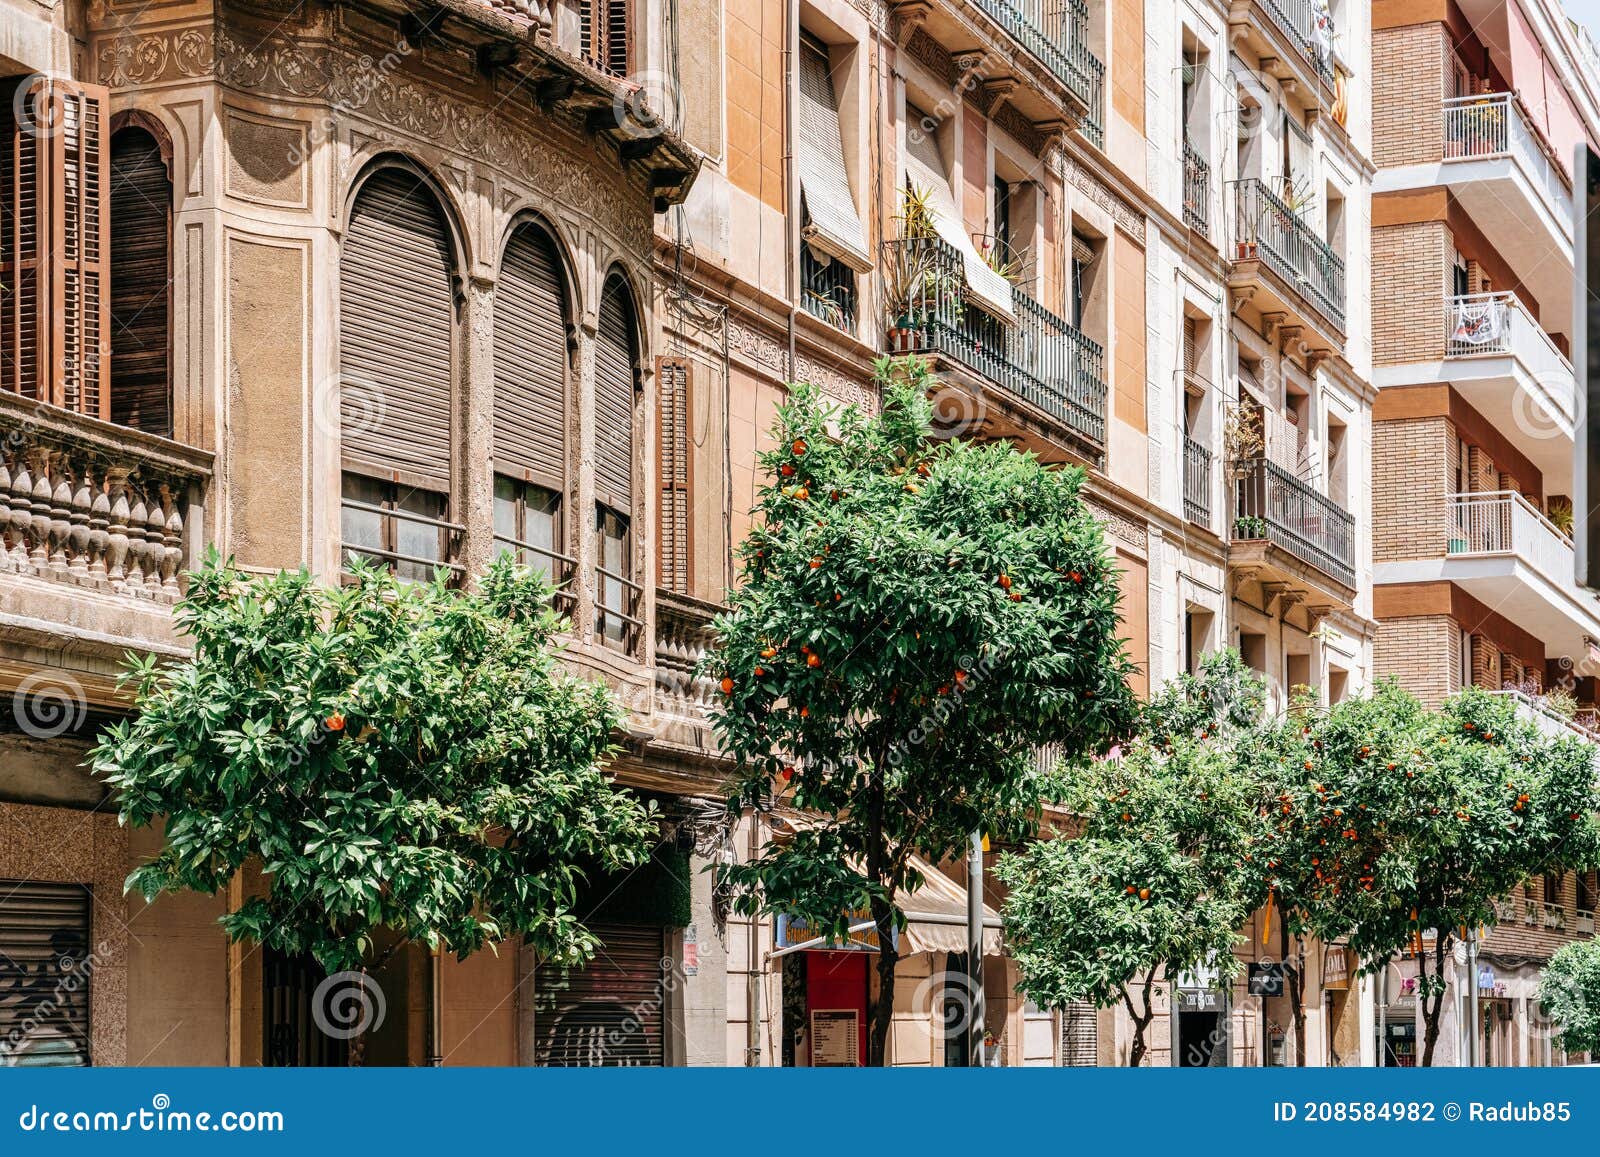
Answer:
[340,168,454,486]
[1059,1000,1097,1066]
[655,357,691,593]
[595,277,636,511]
[494,225,567,489]
[109,126,171,435]
[0,881,92,1066]
[535,922,668,1066]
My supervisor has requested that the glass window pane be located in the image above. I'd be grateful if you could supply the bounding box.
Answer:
[394,486,445,584]
[493,475,519,562]
[596,506,630,644]
[341,474,385,570]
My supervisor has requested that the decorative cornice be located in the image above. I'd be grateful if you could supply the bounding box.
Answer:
[1051,150,1145,242]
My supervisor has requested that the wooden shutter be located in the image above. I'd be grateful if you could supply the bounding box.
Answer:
[52,80,111,420]
[1,78,46,402]
[535,922,667,1066]
[109,126,171,435]
[656,356,692,593]
[581,1,631,76]
[340,168,454,487]
[1,77,110,417]
[595,276,636,512]
[0,880,92,1066]
[494,224,567,489]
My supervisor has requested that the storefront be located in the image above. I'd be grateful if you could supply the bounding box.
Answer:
[1376,958,1419,1067]
[773,856,1003,1066]
[1173,961,1230,1067]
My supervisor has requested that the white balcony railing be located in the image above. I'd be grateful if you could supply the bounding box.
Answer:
[1447,490,1573,590]
[1445,292,1570,370]
[1577,909,1596,935]
[1485,688,1600,745]
[1442,93,1572,235]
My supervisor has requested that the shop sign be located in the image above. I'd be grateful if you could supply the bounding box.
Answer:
[1324,945,1350,989]
[1248,962,1284,996]
[776,909,897,952]
[683,924,698,977]
[1177,988,1223,1012]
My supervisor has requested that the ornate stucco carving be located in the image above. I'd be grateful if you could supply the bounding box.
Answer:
[1086,498,1148,551]
[96,21,654,260]
[726,321,875,413]
[1051,150,1146,243]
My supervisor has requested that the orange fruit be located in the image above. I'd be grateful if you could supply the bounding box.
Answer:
[806,653,821,668]
[780,464,796,477]
[1138,888,1151,901]
[795,486,810,501]
[325,713,346,732]
[719,676,735,695]
[792,438,808,456]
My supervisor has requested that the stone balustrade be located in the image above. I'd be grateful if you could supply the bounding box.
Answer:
[653,592,722,720]
[0,394,213,605]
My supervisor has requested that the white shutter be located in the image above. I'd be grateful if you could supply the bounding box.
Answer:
[797,39,871,271]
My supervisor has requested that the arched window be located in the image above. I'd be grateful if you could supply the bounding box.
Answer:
[338,166,457,582]
[594,273,639,647]
[493,222,570,594]
[109,123,172,435]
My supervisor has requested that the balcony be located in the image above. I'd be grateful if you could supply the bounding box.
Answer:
[896,0,1096,131]
[1230,456,1356,604]
[1485,688,1600,747]
[1183,435,1213,529]
[1229,178,1346,350]
[1396,490,1600,662]
[1375,93,1573,326]
[1227,0,1338,117]
[883,235,1108,462]
[1182,142,1211,239]
[0,393,212,691]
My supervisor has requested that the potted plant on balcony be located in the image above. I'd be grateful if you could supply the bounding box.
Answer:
[1232,514,1267,540]
[1547,496,1575,539]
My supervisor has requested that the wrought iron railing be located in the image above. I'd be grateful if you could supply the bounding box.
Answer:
[1183,435,1212,528]
[973,0,1099,113]
[1231,456,1355,589]
[1233,178,1345,331]
[882,235,1107,451]
[1258,0,1337,85]
[801,246,858,335]
[1183,141,1210,237]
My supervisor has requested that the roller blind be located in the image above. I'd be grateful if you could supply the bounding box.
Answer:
[595,277,636,511]
[0,880,92,1066]
[340,168,454,487]
[797,38,871,270]
[494,225,567,488]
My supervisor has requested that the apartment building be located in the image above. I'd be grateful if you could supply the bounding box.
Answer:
[1369,0,1600,1066]
[0,0,1383,1069]
[669,0,1375,1066]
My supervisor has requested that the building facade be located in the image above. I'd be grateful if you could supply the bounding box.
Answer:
[15,0,1588,1072]
[1369,0,1600,1066]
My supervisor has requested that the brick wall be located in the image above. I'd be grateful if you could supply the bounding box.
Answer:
[1374,23,1448,168]
[1373,221,1449,365]
[1374,416,1450,561]
[1374,615,1459,707]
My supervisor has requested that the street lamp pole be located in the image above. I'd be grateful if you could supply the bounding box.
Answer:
[1467,927,1481,1067]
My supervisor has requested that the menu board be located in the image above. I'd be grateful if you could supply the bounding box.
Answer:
[810,1009,860,1067]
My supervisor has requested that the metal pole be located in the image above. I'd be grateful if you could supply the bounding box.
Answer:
[1467,928,1481,1067]
[967,829,985,1067]
[1376,964,1387,1068]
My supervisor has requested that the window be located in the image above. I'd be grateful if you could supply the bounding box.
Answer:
[581,0,632,76]
[494,476,566,589]
[1544,871,1564,907]
[795,31,869,318]
[596,505,636,646]
[494,221,571,591]
[0,881,91,1066]
[338,167,457,579]
[1069,231,1096,332]
[341,473,450,584]
[109,122,172,435]
[2,77,111,418]
[595,273,641,648]
[800,241,856,332]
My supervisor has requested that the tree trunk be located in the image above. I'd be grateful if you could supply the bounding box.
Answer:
[1278,922,1307,1066]
[1123,974,1156,1067]
[1419,936,1450,1067]
[864,763,894,1067]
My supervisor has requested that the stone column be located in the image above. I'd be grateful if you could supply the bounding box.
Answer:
[572,319,598,643]
[458,274,498,586]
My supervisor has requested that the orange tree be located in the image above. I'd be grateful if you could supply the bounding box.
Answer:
[708,356,1136,1065]
[997,650,1266,1066]
[1254,683,1600,1066]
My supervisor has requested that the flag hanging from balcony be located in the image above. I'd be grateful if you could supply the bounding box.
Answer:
[1451,296,1506,346]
